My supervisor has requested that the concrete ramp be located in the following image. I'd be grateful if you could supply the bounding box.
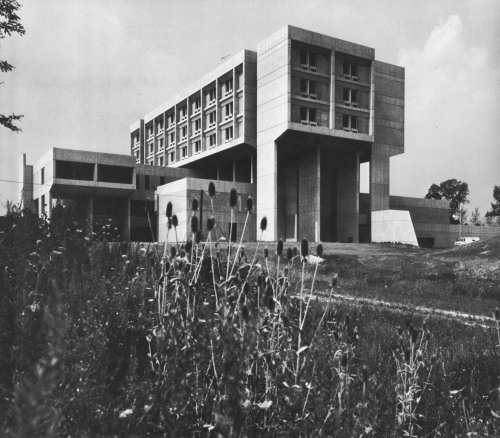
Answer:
[371,210,419,246]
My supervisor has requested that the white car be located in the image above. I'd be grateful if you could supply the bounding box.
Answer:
[454,237,480,246]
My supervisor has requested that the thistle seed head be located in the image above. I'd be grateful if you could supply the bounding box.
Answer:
[185,241,192,254]
[301,238,309,258]
[362,366,369,383]
[207,217,215,231]
[246,195,253,212]
[208,181,216,198]
[191,198,198,211]
[170,245,177,259]
[264,247,269,258]
[229,188,238,208]
[286,247,293,261]
[277,239,283,256]
[260,216,267,231]
[195,230,202,244]
[331,273,338,288]
[411,329,419,344]
[316,243,323,257]
[292,247,298,257]
[172,215,178,227]
[166,202,173,218]
[191,216,199,233]
[243,283,250,294]
[404,349,411,362]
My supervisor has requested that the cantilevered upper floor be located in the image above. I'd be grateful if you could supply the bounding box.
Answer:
[130,50,257,171]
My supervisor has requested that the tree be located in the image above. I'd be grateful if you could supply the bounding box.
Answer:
[485,185,500,218]
[425,179,469,223]
[0,0,25,132]
[470,207,481,226]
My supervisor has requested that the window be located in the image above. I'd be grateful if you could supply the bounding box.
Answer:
[160,176,165,186]
[194,140,201,154]
[300,79,317,99]
[169,151,175,164]
[180,146,188,159]
[136,174,140,188]
[41,167,45,184]
[168,113,175,128]
[134,135,140,146]
[224,126,233,142]
[149,143,154,156]
[223,78,233,97]
[179,106,187,122]
[156,119,164,133]
[158,138,164,150]
[343,62,358,80]
[192,97,201,114]
[207,111,216,128]
[169,132,175,146]
[145,175,150,190]
[300,107,317,125]
[300,50,316,71]
[147,126,153,138]
[208,133,216,148]
[180,126,188,141]
[193,118,201,135]
[224,102,233,120]
[135,150,140,162]
[342,114,358,132]
[158,157,164,167]
[343,88,358,107]
[207,88,216,106]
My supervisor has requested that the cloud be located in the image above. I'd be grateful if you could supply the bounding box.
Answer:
[393,15,500,214]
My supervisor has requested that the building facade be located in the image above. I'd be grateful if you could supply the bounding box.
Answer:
[19,25,497,247]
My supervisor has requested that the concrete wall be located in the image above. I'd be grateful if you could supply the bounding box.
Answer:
[157,178,257,243]
[371,210,418,246]
[337,152,360,242]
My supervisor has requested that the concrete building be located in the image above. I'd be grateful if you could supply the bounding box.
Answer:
[18,25,500,247]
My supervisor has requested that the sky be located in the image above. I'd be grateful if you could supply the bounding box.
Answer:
[1,0,499,217]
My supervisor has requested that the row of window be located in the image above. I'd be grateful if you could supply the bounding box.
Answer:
[299,106,359,132]
[144,78,235,139]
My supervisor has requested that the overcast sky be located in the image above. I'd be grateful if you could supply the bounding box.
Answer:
[1,0,499,217]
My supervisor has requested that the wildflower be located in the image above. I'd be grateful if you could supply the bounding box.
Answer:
[316,243,323,257]
[264,247,269,258]
[246,195,253,212]
[229,188,238,208]
[191,216,199,233]
[331,273,338,287]
[301,238,308,260]
[361,366,369,383]
[192,198,199,211]
[207,217,215,231]
[185,241,193,254]
[411,329,419,344]
[208,181,216,197]
[170,246,177,259]
[286,247,293,261]
[277,239,283,256]
[260,216,267,231]
[172,215,178,227]
[166,202,173,218]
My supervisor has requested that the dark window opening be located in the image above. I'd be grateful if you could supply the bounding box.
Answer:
[55,160,94,181]
[97,164,133,184]
[145,175,150,190]
[136,174,140,189]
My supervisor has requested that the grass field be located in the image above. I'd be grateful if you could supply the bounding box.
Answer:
[1,206,499,436]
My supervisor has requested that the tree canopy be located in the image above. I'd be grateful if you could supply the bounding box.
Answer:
[0,0,25,132]
[425,179,469,223]
[485,185,500,217]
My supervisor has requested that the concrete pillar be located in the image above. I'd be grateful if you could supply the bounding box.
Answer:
[337,152,360,242]
[89,194,94,230]
[250,154,254,184]
[232,160,236,182]
[369,146,390,211]
[298,147,321,242]
[122,198,131,241]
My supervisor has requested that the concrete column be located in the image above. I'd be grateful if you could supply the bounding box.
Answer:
[337,152,360,242]
[369,147,390,211]
[48,193,53,217]
[250,154,254,184]
[122,198,131,241]
[89,194,94,230]
[298,147,321,242]
[232,160,236,182]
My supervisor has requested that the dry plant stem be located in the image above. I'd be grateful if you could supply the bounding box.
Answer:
[207,232,218,306]
[301,260,319,330]
[228,210,250,278]
[295,260,306,386]
[302,361,316,418]
[237,229,264,302]
[146,210,155,243]
[226,207,234,281]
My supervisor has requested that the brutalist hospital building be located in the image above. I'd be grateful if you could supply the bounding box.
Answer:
[21,26,486,248]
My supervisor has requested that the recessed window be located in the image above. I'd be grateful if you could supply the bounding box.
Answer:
[300,107,317,126]
[192,97,201,114]
[223,102,233,120]
[207,88,216,105]
[343,62,358,80]
[300,79,317,99]
[180,146,188,159]
[158,156,164,167]
[342,114,358,132]
[192,118,201,134]
[194,140,201,154]
[156,119,164,133]
[223,78,233,97]
[158,138,164,150]
[168,113,175,127]
[224,126,233,142]
[208,133,216,147]
[179,106,187,121]
[207,111,216,128]
[181,126,188,141]
[343,88,358,107]
[169,151,175,164]
[147,126,153,138]
[135,150,140,162]
[300,50,316,71]
[149,143,154,156]
[169,132,175,146]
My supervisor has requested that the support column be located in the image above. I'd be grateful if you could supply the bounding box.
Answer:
[337,152,360,243]
[369,145,390,211]
[89,194,94,231]
[298,147,321,242]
